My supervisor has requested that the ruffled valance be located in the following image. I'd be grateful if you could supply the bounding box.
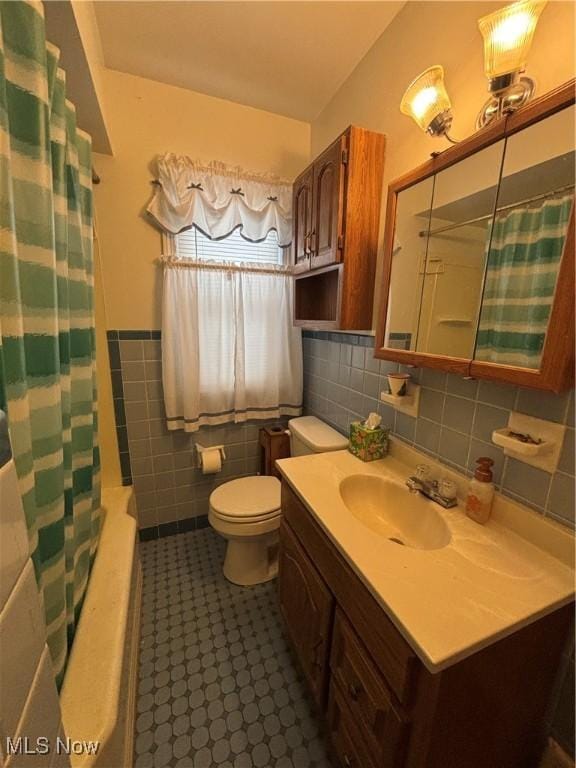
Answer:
[147,154,293,246]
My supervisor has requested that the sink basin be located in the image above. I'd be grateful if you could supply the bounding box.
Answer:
[339,474,451,550]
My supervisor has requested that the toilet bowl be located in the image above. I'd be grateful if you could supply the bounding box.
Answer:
[209,476,281,586]
[209,416,348,586]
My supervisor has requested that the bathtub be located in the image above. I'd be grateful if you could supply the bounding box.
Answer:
[60,486,141,768]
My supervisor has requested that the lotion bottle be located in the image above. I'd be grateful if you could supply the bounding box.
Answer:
[465,457,495,524]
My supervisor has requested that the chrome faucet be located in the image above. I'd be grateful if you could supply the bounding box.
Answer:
[406,464,458,509]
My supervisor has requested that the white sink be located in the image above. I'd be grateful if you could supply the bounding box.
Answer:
[339,474,451,551]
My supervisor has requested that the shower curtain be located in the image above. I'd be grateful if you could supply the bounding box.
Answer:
[475,194,573,369]
[0,1,100,686]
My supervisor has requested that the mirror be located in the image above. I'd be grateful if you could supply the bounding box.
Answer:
[384,177,434,351]
[376,82,575,392]
[474,105,575,369]
[415,141,505,358]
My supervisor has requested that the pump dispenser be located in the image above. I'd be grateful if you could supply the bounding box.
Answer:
[465,457,495,524]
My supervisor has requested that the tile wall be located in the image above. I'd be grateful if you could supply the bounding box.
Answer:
[0,413,70,768]
[302,331,575,528]
[107,331,288,539]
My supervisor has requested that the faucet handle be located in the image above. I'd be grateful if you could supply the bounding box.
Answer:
[415,464,431,482]
[439,478,457,501]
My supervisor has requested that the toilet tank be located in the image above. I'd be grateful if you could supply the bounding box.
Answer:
[288,416,348,456]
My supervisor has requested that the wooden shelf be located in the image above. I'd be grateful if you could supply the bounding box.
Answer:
[294,265,342,328]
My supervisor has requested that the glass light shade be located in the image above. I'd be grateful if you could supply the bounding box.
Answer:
[478,0,547,80]
[400,66,452,133]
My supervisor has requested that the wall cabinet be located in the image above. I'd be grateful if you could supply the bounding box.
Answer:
[375,80,575,392]
[293,126,385,330]
[279,481,573,768]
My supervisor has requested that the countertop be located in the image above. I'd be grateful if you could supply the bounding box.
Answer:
[276,440,575,673]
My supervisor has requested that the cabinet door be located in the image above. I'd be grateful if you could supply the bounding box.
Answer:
[312,136,346,269]
[278,521,334,707]
[293,166,314,273]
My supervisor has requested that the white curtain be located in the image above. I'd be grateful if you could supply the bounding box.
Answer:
[162,261,303,431]
[147,154,293,246]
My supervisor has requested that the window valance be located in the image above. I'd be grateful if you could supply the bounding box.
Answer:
[147,154,293,247]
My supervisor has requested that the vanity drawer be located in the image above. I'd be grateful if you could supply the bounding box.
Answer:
[327,681,379,768]
[331,609,407,768]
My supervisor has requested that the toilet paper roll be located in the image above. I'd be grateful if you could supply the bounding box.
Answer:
[200,448,222,475]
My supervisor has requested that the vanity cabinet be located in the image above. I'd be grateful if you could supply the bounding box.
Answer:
[293,125,385,330]
[375,79,575,392]
[278,480,574,768]
[278,522,334,708]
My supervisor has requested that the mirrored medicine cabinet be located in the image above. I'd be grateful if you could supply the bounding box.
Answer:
[375,80,575,393]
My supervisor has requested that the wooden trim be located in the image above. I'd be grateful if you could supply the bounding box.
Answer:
[375,348,471,376]
[340,126,386,330]
[375,79,576,390]
[505,78,576,136]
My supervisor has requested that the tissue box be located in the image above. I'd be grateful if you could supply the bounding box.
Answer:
[349,422,390,462]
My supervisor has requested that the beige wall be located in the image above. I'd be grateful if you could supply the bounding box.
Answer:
[93,68,310,485]
[93,68,310,331]
[310,0,576,325]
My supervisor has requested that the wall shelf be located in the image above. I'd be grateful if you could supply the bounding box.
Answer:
[380,383,420,417]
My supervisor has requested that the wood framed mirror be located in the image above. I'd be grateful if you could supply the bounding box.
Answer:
[375,80,575,393]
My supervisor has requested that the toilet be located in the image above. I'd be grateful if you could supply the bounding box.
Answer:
[208,416,348,586]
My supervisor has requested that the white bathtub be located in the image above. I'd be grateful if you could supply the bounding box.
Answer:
[60,486,141,768]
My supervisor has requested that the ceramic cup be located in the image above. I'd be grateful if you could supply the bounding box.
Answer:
[387,373,411,397]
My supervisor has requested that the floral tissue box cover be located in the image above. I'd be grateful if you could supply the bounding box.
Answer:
[349,422,390,462]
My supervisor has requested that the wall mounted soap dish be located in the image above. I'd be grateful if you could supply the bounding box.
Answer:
[492,429,550,456]
[491,412,565,472]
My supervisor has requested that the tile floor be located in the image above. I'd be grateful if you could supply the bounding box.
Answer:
[135,528,333,768]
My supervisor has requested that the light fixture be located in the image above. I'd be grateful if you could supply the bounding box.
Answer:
[400,66,457,142]
[477,0,547,128]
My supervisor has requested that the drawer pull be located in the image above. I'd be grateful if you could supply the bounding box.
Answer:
[343,754,355,768]
[312,637,324,669]
[348,682,361,700]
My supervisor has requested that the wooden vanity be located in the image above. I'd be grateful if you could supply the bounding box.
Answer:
[278,480,573,768]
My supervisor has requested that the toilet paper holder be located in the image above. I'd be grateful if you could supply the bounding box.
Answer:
[195,443,226,468]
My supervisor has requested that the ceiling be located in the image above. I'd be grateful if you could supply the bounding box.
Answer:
[93,1,405,122]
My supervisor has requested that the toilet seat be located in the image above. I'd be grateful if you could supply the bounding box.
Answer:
[211,508,281,524]
[209,476,281,523]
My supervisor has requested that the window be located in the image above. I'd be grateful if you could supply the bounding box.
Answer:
[174,226,286,265]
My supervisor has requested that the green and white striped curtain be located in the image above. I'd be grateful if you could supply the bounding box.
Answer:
[0,1,100,686]
[475,194,574,369]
